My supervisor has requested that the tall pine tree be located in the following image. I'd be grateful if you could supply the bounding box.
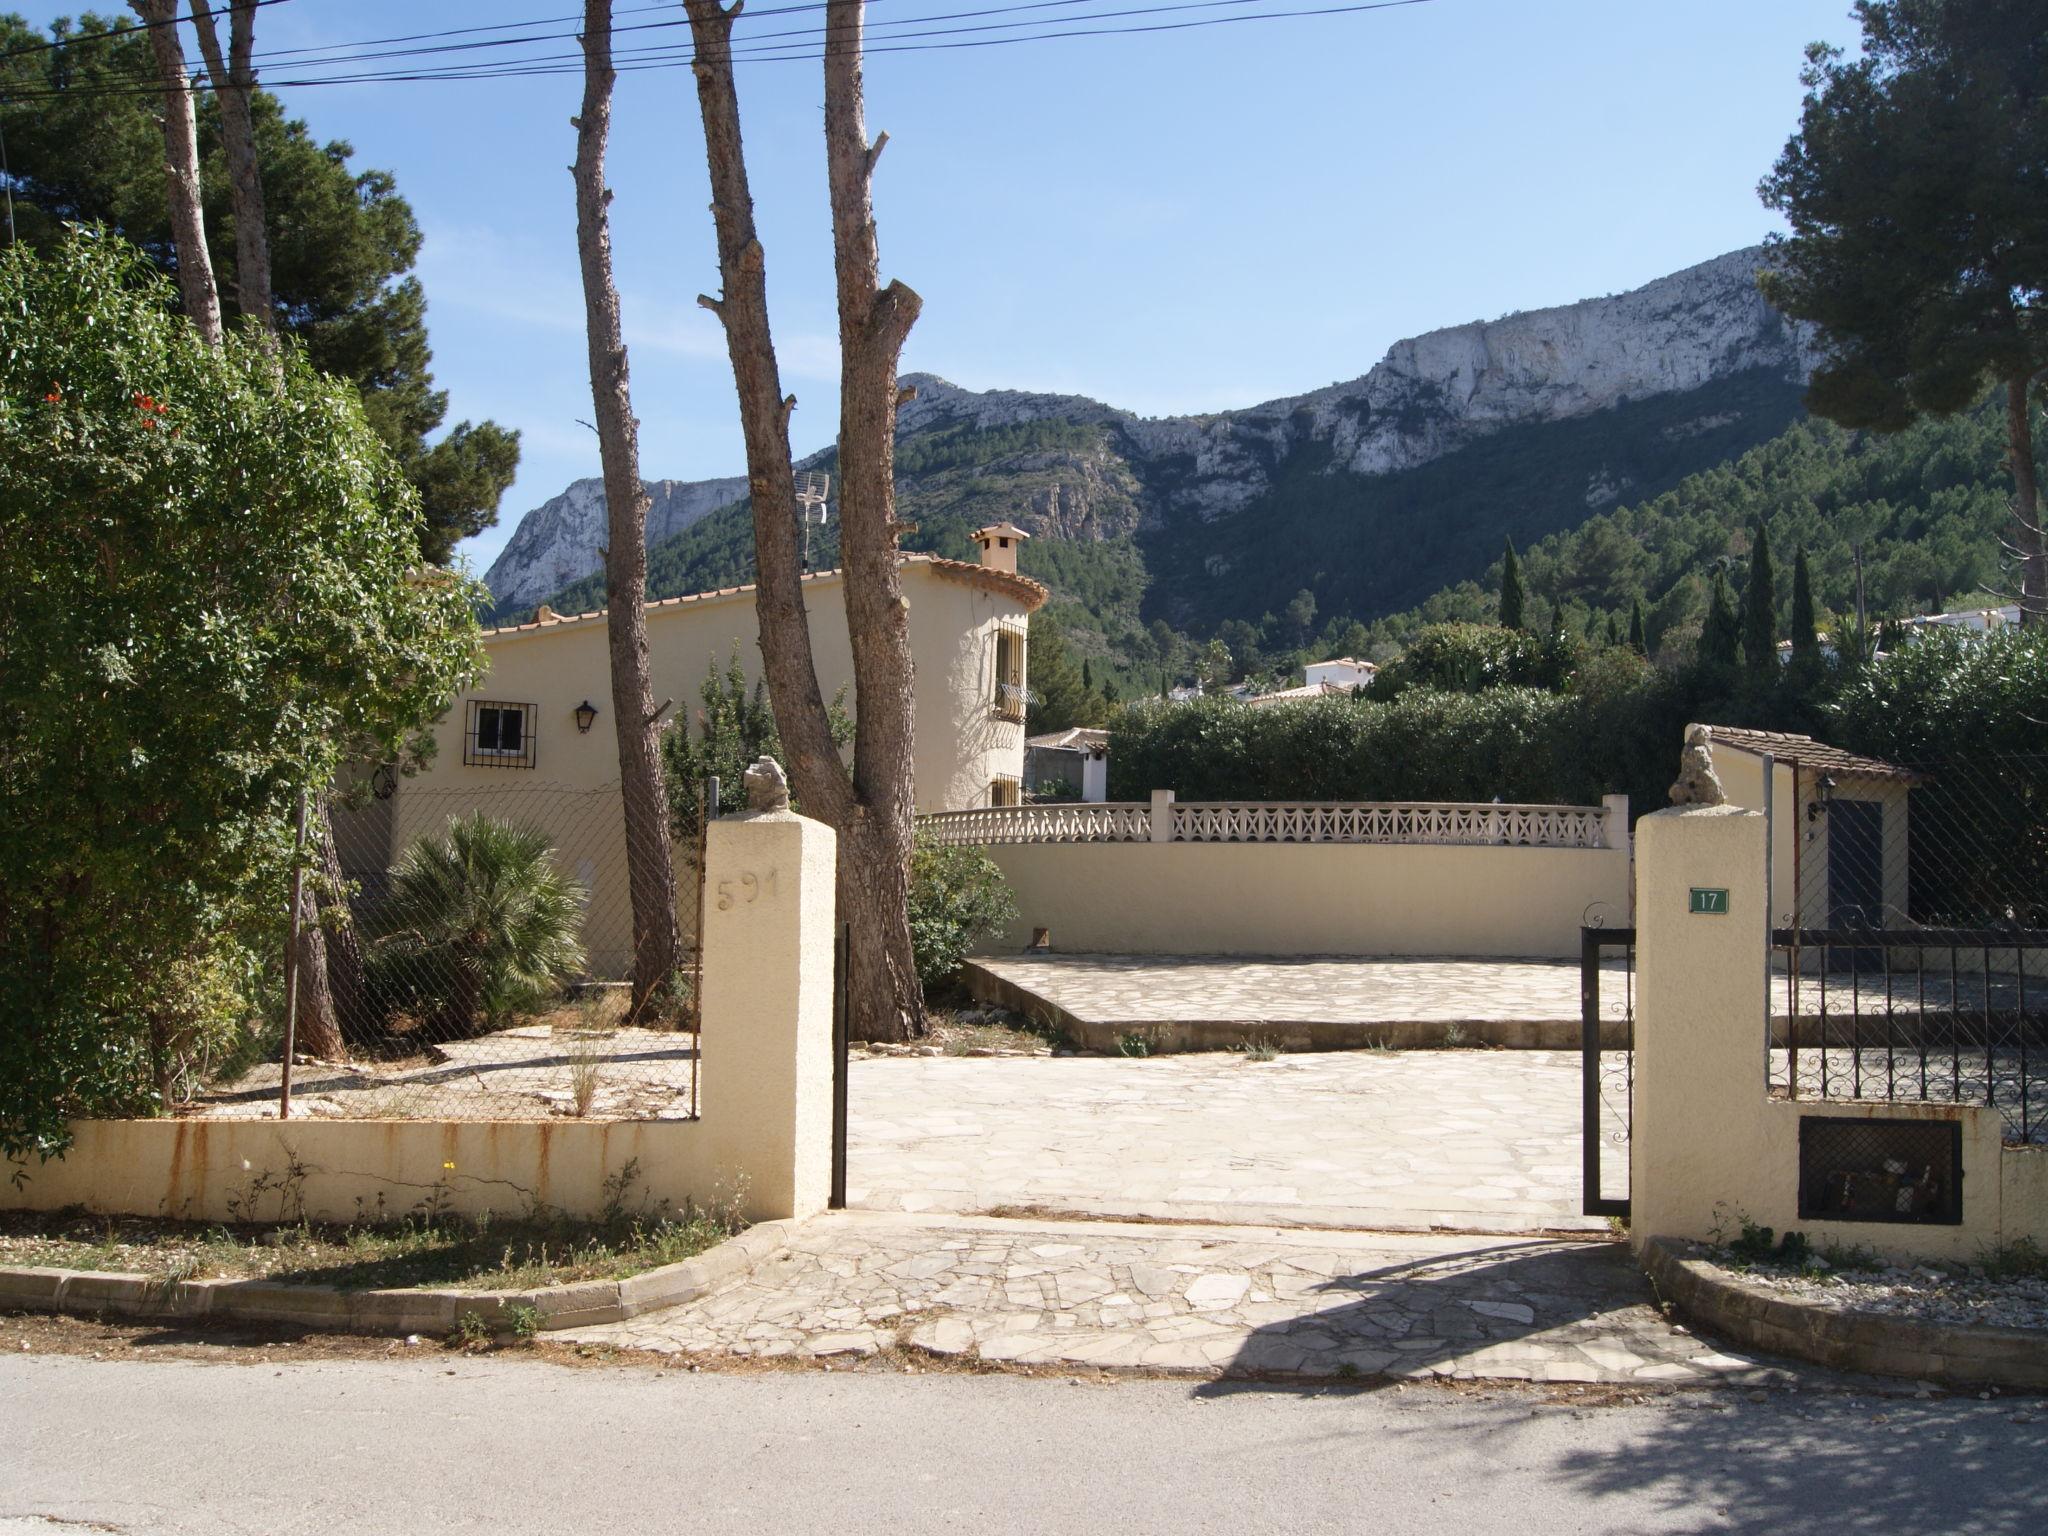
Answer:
[1498,538,1526,630]
[1627,597,1649,655]
[1742,524,1778,676]
[1701,568,1742,671]
[1791,546,1822,665]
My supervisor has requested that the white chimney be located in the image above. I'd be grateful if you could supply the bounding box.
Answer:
[970,522,1030,575]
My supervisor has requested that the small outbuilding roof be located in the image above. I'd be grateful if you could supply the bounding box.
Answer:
[1027,727,1109,752]
[1703,725,1926,785]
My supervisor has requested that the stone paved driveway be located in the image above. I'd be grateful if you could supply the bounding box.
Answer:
[849,1049,1623,1233]
[569,1211,1778,1386]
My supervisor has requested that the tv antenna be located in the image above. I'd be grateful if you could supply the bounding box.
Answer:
[796,471,832,569]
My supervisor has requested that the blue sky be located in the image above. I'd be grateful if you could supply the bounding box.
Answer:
[23,0,1862,572]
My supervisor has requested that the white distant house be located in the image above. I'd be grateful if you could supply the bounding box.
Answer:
[1303,657,1378,691]
[1900,604,2021,638]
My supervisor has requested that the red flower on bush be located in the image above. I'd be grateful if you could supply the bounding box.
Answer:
[43,383,62,403]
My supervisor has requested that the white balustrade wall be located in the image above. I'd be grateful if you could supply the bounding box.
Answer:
[919,793,1618,850]
[920,791,1633,958]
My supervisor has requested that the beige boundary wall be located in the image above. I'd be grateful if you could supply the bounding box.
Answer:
[974,796,1632,959]
[1631,805,2045,1264]
[4,807,839,1227]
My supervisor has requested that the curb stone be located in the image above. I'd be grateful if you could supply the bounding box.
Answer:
[1642,1235,2048,1392]
[0,1217,799,1339]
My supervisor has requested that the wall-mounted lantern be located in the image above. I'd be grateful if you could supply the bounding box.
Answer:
[574,699,599,734]
[1806,772,1837,823]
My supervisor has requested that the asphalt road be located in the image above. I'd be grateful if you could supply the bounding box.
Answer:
[8,1353,2047,1535]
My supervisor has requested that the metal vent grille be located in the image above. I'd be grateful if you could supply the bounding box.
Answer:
[1797,1117,1962,1225]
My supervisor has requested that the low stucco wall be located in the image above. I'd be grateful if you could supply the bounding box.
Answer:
[1631,805,2045,1264]
[3,1119,715,1225]
[980,840,1631,958]
[5,808,841,1227]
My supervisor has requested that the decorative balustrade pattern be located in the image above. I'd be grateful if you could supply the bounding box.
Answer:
[918,802,1154,845]
[917,799,1612,849]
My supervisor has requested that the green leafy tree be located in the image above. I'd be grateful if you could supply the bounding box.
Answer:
[1701,568,1743,671]
[1759,0,2048,620]
[0,13,520,562]
[0,236,484,1160]
[372,815,586,1038]
[1284,587,1318,645]
[906,838,1018,998]
[1742,524,1779,675]
[1499,538,1527,629]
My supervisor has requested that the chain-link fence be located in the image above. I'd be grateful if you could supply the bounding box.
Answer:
[191,779,711,1123]
[1768,751,2048,1143]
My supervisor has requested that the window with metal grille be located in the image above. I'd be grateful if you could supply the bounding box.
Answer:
[1798,1117,1962,1224]
[989,775,1022,807]
[992,627,1027,723]
[464,700,537,768]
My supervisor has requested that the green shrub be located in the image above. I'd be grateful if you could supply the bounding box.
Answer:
[372,815,587,1038]
[0,236,481,1161]
[907,837,1017,998]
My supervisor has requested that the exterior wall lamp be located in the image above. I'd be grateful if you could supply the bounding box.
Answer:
[1807,772,1836,822]
[574,700,599,734]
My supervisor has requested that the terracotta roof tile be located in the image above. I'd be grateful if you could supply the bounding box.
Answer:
[1704,725,1927,784]
[482,553,1046,639]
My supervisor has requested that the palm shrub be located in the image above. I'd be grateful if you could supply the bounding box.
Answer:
[907,837,1017,999]
[374,815,587,1039]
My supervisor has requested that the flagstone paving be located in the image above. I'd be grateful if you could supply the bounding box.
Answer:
[566,1211,1785,1386]
[969,954,1621,1028]
[848,1048,1625,1232]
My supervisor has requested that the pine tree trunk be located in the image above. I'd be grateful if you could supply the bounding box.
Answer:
[822,0,925,1042]
[131,0,222,346]
[2006,375,2046,626]
[575,0,680,1016]
[187,0,272,333]
[683,0,860,813]
[683,0,928,1041]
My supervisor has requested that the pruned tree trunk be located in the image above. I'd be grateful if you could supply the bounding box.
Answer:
[575,0,680,1017]
[821,0,926,1042]
[2005,374,2046,626]
[683,0,926,1042]
[131,0,222,346]
[188,0,273,334]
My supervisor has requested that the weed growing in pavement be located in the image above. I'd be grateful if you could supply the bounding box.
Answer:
[1440,1024,1469,1049]
[507,1303,542,1340]
[449,1310,493,1350]
[1232,1033,1281,1063]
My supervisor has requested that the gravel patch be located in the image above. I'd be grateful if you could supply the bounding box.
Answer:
[1722,1255,2048,1332]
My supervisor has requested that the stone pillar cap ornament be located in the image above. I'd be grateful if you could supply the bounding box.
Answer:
[743,754,791,813]
[1668,723,1728,807]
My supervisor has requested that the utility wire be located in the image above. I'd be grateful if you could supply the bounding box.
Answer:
[0,0,1434,99]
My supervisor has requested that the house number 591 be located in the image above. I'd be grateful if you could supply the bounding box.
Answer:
[716,868,779,911]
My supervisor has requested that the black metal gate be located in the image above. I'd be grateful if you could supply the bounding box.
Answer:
[1580,926,1634,1218]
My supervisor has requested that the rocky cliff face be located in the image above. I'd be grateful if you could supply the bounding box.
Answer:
[483,473,749,612]
[484,246,1813,608]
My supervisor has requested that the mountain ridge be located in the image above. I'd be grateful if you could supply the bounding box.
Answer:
[484,245,1817,619]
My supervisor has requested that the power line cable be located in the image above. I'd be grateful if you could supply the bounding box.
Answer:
[0,0,1434,98]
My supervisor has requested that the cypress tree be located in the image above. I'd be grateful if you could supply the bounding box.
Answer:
[1742,524,1778,676]
[1791,547,1821,664]
[1548,597,1565,637]
[1605,612,1622,647]
[1701,568,1742,670]
[1499,538,1526,630]
[1627,597,1648,655]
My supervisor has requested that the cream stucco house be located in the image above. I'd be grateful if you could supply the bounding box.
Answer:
[339,529,1046,975]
